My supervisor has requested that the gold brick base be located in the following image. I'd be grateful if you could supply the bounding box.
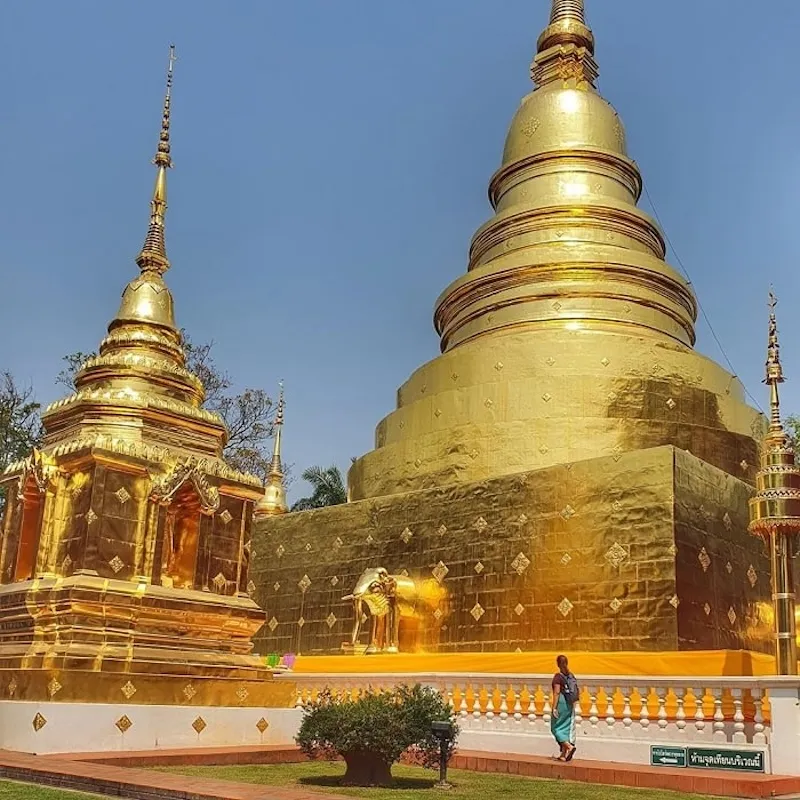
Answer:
[252,446,772,655]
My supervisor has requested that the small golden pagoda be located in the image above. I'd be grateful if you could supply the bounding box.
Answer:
[254,383,288,518]
[0,48,289,707]
[748,294,800,675]
[251,0,773,660]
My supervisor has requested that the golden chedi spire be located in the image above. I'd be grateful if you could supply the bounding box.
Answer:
[347,0,761,501]
[39,46,244,476]
[749,292,800,674]
[255,383,289,517]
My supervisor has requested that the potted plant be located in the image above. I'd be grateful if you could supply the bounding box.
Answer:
[296,684,458,786]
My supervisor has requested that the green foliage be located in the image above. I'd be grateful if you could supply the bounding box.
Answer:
[0,373,44,516]
[296,684,457,778]
[786,415,799,448]
[291,465,347,511]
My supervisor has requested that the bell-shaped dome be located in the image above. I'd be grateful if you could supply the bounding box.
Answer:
[113,272,177,331]
[503,86,626,167]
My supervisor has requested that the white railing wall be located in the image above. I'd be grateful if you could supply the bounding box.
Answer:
[277,672,800,775]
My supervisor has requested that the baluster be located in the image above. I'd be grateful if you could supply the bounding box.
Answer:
[588,689,599,734]
[459,684,469,718]
[574,686,583,730]
[499,685,509,723]
[638,686,650,737]
[693,687,706,736]
[445,684,455,713]
[512,685,523,724]
[486,685,496,723]
[472,685,482,724]
[676,686,687,734]
[605,687,617,735]
[731,688,746,744]
[753,690,767,744]
[621,687,633,736]
[294,687,304,708]
[543,686,552,730]
[655,687,668,734]
[524,685,536,727]
[712,687,726,742]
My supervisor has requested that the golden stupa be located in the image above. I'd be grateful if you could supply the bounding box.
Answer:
[0,48,291,708]
[252,0,773,661]
[254,383,288,518]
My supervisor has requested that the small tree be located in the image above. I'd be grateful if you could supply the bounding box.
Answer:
[291,465,347,511]
[296,684,457,786]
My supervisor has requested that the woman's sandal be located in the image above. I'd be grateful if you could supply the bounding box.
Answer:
[565,745,577,762]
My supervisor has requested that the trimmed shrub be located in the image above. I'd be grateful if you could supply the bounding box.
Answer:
[296,684,458,786]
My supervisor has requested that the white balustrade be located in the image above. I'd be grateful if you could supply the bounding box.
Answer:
[280,672,797,774]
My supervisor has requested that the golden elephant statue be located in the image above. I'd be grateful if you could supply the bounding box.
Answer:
[343,567,439,654]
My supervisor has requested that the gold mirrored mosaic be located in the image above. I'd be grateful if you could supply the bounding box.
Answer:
[115,715,133,733]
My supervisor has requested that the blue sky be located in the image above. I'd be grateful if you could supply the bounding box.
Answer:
[1,1,798,501]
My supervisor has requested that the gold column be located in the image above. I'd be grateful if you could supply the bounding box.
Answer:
[749,293,800,675]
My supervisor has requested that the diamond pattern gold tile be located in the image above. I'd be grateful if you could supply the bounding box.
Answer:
[183,683,197,701]
[297,617,305,628]
[668,543,678,557]
[474,561,485,574]
[62,554,73,573]
[560,552,572,566]
[601,357,610,367]
[609,597,622,613]
[517,513,528,525]
[432,561,449,583]
[330,576,339,587]
[728,607,737,625]
[747,564,758,588]
[698,548,711,573]
[433,607,444,621]
[560,504,575,520]
[326,613,337,629]
[541,392,552,403]
[32,713,47,732]
[276,544,286,557]
[212,572,226,591]
[669,594,680,609]
[192,716,207,734]
[115,487,131,504]
[86,509,98,524]
[236,686,249,703]
[400,569,409,577]
[546,356,556,366]
[740,460,749,471]
[434,408,442,418]
[470,603,485,621]
[538,444,549,455]
[8,676,17,698]
[121,681,137,700]
[611,500,623,512]
[47,677,62,698]
[256,717,269,733]
[666,398,676,410]
[704,603,711,616]
[298,574,311,593]
[366,533,375,545]
[723,512,733,531]
[604,542,628,568]
[247,580,256,594]
[333,536,344,549]
[109,555,125,574]
[219,509,233,525]
[484,398,494,409]
[514,603,525,616]
[494,361,504,371]
[268,617,279,632]
[273,582,281,592]
[557,597,574,617]
[305,543,312,552]
[474,516,488,533]
[115,715,133,733]
[437,524,448,536]
[400,527,413,544]
[511,552,531,575]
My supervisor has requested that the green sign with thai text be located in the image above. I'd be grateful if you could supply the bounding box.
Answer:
[687,748,765,773]
[650,746,687,767]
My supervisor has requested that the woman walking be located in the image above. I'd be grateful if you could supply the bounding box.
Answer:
[550,654,578,761]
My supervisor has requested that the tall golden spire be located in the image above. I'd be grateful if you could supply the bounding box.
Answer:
[749,291,800,675]
[255,382,288,517]
[533,0,596,86]
[765,290,786,442]
[136,45,176,275]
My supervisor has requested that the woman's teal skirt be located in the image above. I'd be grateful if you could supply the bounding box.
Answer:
[550,694,575,745]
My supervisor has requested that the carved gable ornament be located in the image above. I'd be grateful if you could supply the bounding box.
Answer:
[149,458,220,514]
[16,449,51,499]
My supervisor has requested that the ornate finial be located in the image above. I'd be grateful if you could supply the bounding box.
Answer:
[136,45,176,275]
[533,0,596,87]
[765,289,786,437]
[254,382,288,516]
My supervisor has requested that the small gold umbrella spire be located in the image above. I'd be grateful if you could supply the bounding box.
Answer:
[255,382,288,517]
[136,45,176,275]
[749,291,800,675]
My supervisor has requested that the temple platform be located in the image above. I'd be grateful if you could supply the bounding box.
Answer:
[252,446,772,656]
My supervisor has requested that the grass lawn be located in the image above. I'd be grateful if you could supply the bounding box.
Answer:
[162,762,720,800]
[0,782,98,799]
